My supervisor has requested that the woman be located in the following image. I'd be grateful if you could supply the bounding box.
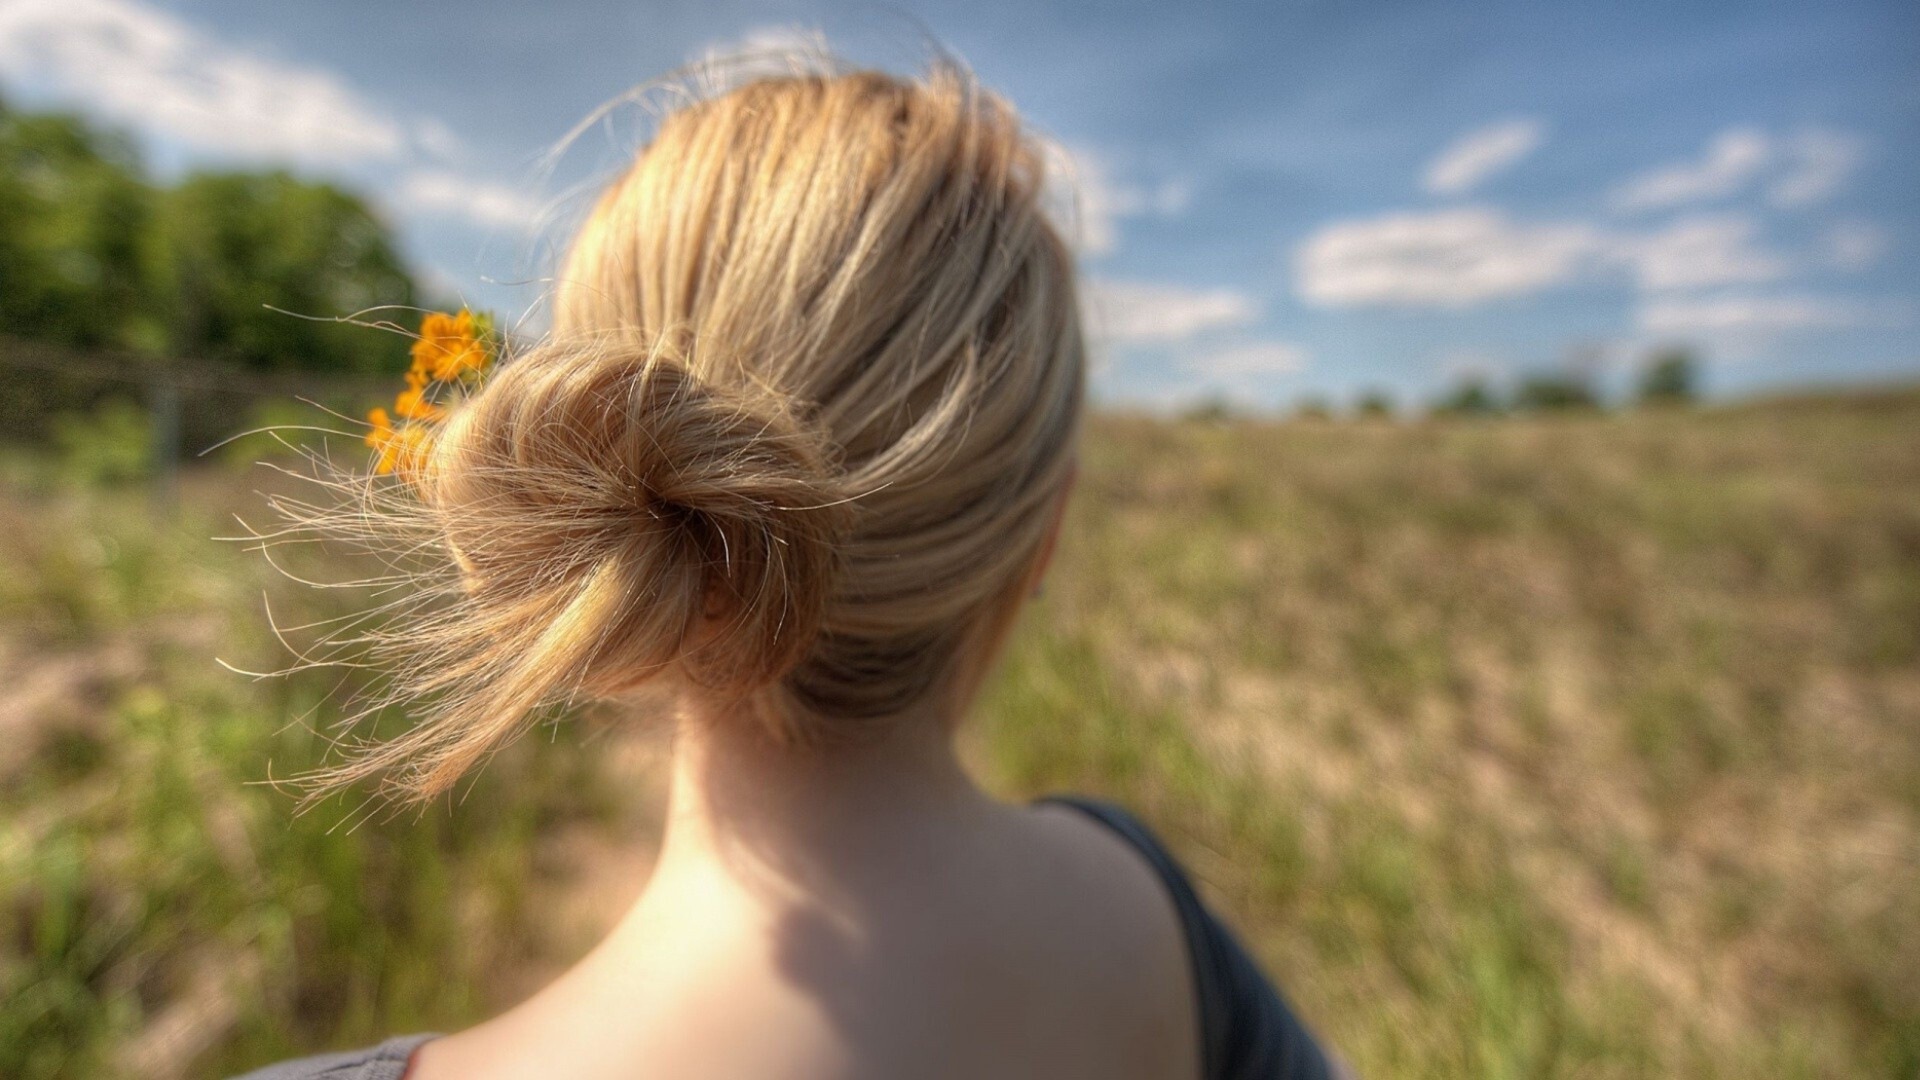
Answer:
[238,57,1337,1080]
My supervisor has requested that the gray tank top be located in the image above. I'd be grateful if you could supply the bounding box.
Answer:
[229,1034,435,1080]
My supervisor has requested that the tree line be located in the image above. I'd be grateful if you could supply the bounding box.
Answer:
[1259,350,1702,424]
[1428,349,1699,416]
[0,95,418,375]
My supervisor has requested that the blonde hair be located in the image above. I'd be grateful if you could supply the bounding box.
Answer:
[278,61,1084,801]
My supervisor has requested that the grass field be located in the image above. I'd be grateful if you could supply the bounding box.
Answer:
[2,390,1916,1078]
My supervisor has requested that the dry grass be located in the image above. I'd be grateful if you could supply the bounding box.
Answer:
[2,389,1916,1077]
[979,394,1920,1078]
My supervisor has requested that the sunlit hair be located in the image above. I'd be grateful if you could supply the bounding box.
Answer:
[256,57,1086,802]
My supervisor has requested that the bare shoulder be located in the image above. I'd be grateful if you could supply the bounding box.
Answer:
[1008,800,1201,1079]
[412,801,1202,1080]
[1020,799,1191,947]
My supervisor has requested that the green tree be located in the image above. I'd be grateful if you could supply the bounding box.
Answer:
[1637,347,1699,406]
[0,100,421,373]
[157,171,416,372]
[1355,388,1396,419]
[1513,373,1599,412]
[1433,377,1503,416]
[0,99,163,350]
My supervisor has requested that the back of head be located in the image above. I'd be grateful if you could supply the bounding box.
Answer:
[304,61,1085,801]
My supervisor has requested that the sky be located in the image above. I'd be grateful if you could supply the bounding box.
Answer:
[1,0,1914,410]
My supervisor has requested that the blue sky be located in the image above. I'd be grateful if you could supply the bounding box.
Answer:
[2,0,1913,409]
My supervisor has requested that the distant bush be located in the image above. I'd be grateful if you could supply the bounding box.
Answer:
[1637,348,1700,407]
[1513,373,1600,411]
[1293,396,1333,421]
[1355,389,1396,419]
[1432,377,1503,416]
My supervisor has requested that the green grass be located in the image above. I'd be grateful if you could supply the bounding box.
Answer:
[0,470,620,1079]
[3,390,1917,1078]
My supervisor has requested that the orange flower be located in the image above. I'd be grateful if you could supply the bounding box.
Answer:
[370,309,493,481]
[387,425,433,478]
[411,309,491,383]
[365,407,394,448]
[393,384,445,423]
[366,408,433,477]
[365,406,401,475]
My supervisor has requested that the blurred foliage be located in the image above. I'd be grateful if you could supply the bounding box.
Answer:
[213,399,333,470]
[1433,349,1706,418]
[0,101,162,352]
[1292,395,1334,421]
[1638,348,1700,407]
[1432,376,1504,416]
[1354,389,1396,419]
[158,172,415,374]
[0,97,412,467]
[50,399,153,487]
[0,97,416,375]
[1513,372,1601,411]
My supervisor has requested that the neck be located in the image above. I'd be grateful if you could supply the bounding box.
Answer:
[648,702,996,904]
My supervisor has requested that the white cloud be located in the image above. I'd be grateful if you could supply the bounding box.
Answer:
[413,263,471,305]
[1638,294,1880,337]
[0,0,416,166]
[1820,221,1890,270]
[1294,207,1802,309]
[1618,215,1788,291]
[1163,340,1309,403]
[1187,341,1308,378]
[394,170,544,231]
[413,118,465,164]
[687,24,833,81]
[1609,126,1871,213]
[1084,280,1259,343]
[1423,119,1546,196]
[1769,129,1867,208]
[1610,128,1773,212]
[1043,143,1190,256]
[700,23,827,55]
[1294,208,1601,308]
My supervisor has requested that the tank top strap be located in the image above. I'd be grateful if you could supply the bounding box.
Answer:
[1033,794,1337,1080]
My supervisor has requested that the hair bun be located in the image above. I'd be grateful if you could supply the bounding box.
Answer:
[435,339,851,696]
[311,338,856,797]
